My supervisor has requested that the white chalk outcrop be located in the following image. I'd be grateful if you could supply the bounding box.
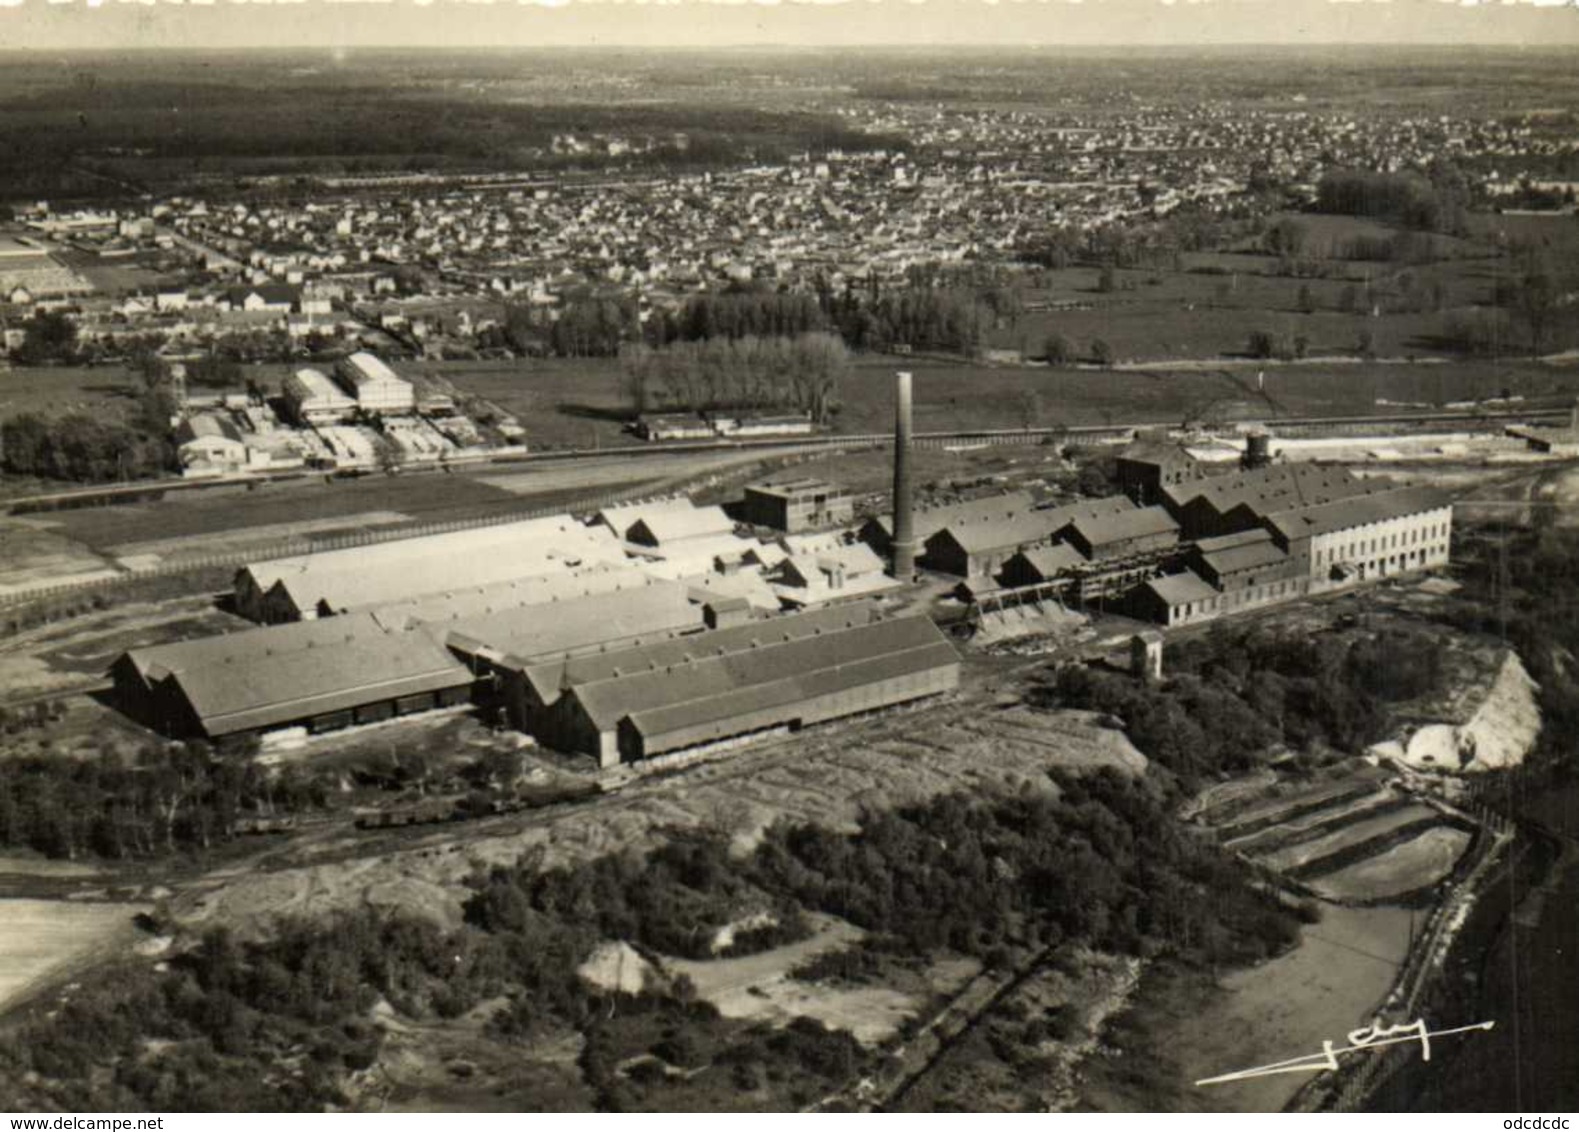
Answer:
[1378,650,1541,774]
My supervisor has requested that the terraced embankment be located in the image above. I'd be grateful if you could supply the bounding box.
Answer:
[1201,771,1476,903]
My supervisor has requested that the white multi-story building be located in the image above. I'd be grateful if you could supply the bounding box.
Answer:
[335,351,414,414]
[283,367,357,426]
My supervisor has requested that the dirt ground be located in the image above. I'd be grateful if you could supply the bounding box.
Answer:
[1257,804,1441,873]
[0,898,148,1014]
[1312,827,1474,903]
[0,520,120,592]
[172,702,1147,938]
[661,914,950,1044]
[0,594,243,705]
[1084,904,1415,1114]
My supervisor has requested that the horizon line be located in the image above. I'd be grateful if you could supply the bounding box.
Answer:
[0,40,1565,51]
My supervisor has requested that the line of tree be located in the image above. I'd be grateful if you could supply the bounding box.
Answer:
[1314,168,1467,234]
[658,291,829,344]
[9,310,82,366]
[1037,623,1445,791]
[619,332,847,422]
[0,741,325,860]
[1,397,177,484]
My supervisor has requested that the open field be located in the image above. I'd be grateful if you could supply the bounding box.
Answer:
[430,354,1579,445]
[0,899,146,1014]
[0,366,145,420]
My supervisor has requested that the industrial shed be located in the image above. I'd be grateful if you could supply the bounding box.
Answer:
[1056,505,1180,561]
[1000,543,1088,588]
[1124,570,1222,628]
[739,477,854,532]
[367,562,650,632]
[440,580,708,676]
[770,542,899,607]
[112,614,473,740]
[335,352,414,414]
[499,603,960,766]
[616,616,959,762]
[1115,437,1202,506]
[1161,464,1374,540]
[922,495,1137,577]
[625,505,735,548]
[234,514,626,622]
[859,491,1034,560]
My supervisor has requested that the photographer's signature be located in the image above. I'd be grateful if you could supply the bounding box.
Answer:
[1195,1017,1496,1087]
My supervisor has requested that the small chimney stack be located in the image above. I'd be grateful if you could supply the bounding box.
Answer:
[890,370,916,579]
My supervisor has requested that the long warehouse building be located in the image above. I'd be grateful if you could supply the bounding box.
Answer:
[234,514,627,622]
[111,614,474,740]
[500,603,960,767]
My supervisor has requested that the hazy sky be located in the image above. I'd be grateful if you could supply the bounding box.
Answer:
[2,0,1576,50]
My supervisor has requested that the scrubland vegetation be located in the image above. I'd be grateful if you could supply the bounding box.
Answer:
[0,772,1301,1111]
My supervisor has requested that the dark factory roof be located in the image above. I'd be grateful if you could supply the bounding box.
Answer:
[124,613,391,686]
[935,511,1060,554]
[1010,543,1088,578]
[746,476,847,500]
[1197,533,1290,576]
[623,621,960,748]
[588,614,958,737]
[161,628,471,737]
[865,490,1035,542]
[515,603,882,707]
[1117,437,1197,469]
[1260,485,1453,542]
[449,581,705,665]
[1163,464,1369,517]
[1060,504,1179,547]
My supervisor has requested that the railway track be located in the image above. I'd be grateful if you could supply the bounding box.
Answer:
[5,405,1568,517]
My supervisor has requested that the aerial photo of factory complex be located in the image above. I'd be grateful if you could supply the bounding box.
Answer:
[108,372,1454,763]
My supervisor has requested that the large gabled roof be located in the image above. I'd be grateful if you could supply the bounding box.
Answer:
[170,631,469,737]
[585,615,956,736]
[1010,543,1088,578]
[368,562,649,632]
[627,505,735,546]
[515,603,880,707]
[1198,538,1290,576]
[1060,504,1179,547]
[623,620,960,748]
[933,510,1060,554]
[1163,464,1368,517]
[1260,484,1453,542]
[443,581,704,664]
[246,515,627,616]
[125,612,388,685]
[866,490,1035,542]
[595,496,701,541]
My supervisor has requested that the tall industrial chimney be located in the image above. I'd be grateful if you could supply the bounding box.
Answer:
[890,370,916,579]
